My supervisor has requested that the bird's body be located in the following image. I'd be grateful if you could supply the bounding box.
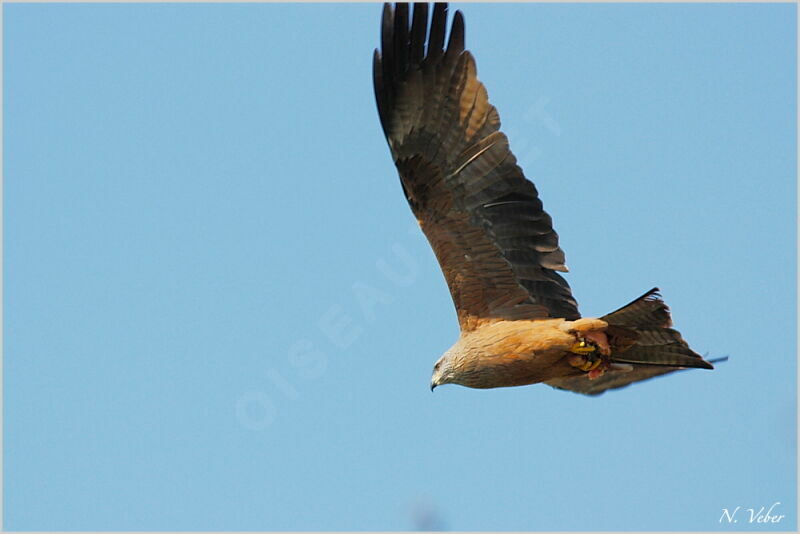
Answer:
[373,3,716,394]
[436,318,610,389]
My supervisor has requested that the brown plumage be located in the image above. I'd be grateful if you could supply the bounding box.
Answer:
[373,3,715,394]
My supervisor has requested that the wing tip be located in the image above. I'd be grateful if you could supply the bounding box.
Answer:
[447,9,465,54]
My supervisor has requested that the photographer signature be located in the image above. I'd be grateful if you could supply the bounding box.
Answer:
[719,502,785,524]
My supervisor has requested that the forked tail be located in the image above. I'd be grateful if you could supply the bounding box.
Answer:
[602,288,713,369]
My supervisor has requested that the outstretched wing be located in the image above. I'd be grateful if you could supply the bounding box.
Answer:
[545,357,726,396]
[374,3,579,331]
[545,365,695,396]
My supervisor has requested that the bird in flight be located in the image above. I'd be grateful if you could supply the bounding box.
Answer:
[373,3,716,395]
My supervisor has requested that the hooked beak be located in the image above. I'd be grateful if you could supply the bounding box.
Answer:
[430,381,437,392]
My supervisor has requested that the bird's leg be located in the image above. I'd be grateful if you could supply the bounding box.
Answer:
[563,320,611,354]
[565,320,612,379]
[567,348,603,371]
[581,330,611,356]
[567,345,610,379]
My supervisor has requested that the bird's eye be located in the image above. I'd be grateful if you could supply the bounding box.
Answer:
[434,362,441,370]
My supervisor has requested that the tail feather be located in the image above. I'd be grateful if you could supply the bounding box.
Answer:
[601,288,713,370]
[602,287,671,328]
[545,288,717,395]
[631,326,688,346]
[611,344,713,369]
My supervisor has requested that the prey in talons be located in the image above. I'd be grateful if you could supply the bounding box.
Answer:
[568,332,612,380]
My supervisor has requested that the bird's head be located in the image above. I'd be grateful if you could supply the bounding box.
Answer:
[430,350,457,391]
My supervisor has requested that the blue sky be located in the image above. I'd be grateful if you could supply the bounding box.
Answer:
[4,2,796,531]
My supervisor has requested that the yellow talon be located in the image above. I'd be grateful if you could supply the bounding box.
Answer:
[568,346,604,372]
[570,340,596,354]
[585,359,602,371]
